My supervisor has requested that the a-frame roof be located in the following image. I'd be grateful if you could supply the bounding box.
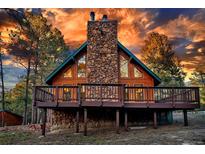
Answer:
[45,41,161,85]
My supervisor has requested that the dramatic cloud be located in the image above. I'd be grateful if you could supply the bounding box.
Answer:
[0,8,205,88]
[42,8,156,49]
[152,9,205,77]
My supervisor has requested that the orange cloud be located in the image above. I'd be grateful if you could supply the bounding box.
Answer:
[42,8,155,49]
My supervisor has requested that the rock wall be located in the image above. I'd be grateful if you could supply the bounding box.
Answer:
[87,20,119,84]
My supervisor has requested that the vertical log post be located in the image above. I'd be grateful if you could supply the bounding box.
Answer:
[84,108,87,136]
[42,108,47,136]
[183,110,188,126]
[116,109,120,134]
[121,84,125,106]
[76,109,80,133]
[153,111,157,129]
[56,86,59,107]
[124,110,128,131]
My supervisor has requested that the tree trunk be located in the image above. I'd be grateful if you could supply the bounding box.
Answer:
[0,53,5,127]
[23,58,31,125]
[31,59,38,124]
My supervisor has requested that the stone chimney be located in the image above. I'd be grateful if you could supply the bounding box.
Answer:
[90,11,95,21]
[87,13,119,84]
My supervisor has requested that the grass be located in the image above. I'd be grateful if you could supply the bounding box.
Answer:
[0,111,205,145]
[0,131,33,144]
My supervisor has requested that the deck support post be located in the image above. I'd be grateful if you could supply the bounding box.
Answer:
[153,111,157,129]
[183,110,188,126]
[76,109,80,133]
[42,108,47,136]
[116,109,120,134]
[124,110,128,131]
[84,108,87,136]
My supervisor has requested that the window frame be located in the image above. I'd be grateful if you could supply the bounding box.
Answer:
[63,66,73,78]
[77,54,86,78]
[134,67,143,79]
[119,55,129,78]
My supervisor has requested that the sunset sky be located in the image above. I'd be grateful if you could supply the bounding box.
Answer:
[0,8,205,88]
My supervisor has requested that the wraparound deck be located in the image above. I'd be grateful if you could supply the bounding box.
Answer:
[34,84,200,109]
[33,84,200,136]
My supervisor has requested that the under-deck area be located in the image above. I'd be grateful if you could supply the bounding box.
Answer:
[33,84,200,136]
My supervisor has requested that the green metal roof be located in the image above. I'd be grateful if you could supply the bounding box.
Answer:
[45,41,161,85]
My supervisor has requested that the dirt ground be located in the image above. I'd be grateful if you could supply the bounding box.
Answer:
[0,111,205,145]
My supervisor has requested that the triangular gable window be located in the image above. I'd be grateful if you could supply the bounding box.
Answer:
[63,67,72,78]
[134,67,143,78]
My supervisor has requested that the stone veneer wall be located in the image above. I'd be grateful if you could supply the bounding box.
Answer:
[87,20,119,84]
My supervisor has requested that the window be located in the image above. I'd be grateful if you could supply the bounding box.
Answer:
[134,67,143,78]
[120,55,128,78]
[77,55,86,78]
[63,67,72,78]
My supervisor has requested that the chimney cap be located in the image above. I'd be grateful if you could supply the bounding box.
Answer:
[102,15,108,21]
[90,11,95,21]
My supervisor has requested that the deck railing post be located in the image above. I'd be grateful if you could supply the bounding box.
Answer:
[100,84,102,105]
[146,87,149,105]
[56,86,59,107]
[121,84,125,106]
[78,85,81,106]
[196,87,200,108]
[172,87,174,107]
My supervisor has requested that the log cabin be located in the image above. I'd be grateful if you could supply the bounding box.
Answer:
[0,110,23,126]
[32,12,200,136]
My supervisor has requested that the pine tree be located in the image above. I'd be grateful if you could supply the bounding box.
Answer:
[141,32,186,86]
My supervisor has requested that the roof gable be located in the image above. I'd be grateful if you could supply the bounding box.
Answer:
[117,41,161,85]
[45,41,161,85]
[45,42,87,84]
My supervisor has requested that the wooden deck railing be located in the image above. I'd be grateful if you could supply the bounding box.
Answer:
[124,87,200,103]
[35,85,79,105]
[34,84,200,107]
